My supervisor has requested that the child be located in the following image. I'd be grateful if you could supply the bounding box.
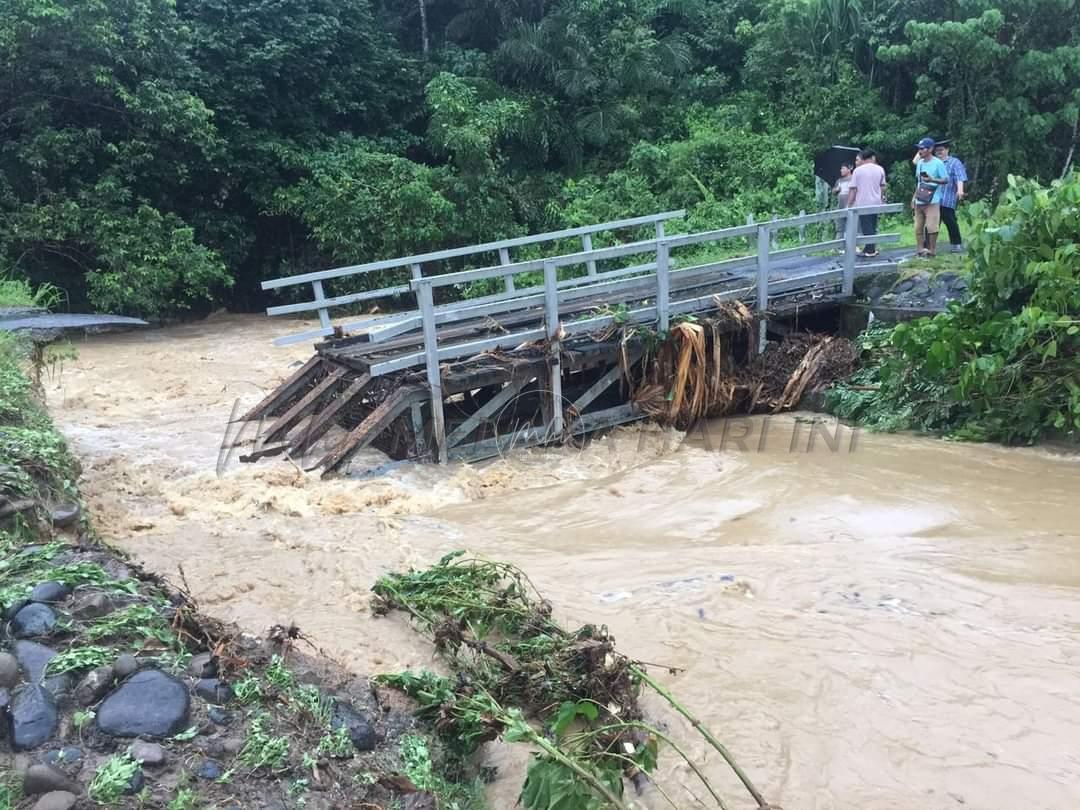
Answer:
[833,164,854,240]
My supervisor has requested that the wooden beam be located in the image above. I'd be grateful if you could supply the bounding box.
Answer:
[288,373,371,455]
[445,376,533,449]
[236,356,321,422]
[262,366,347,444]
[315,386,425,473]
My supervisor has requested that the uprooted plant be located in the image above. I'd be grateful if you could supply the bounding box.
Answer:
[372,551,776,810]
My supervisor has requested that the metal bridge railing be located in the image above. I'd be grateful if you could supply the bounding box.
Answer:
[397,203,903,460]
[261,210,686,346]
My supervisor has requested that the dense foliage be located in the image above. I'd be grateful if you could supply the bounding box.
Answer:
[1,0,1078,317]
[828,173,1080,443]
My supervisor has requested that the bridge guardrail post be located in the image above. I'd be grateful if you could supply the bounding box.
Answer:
[543,260,564,436]
[498,248,515,294]
[843,208,859,296]
[656,240,670,332]
[418,280,447,463]
[581,234,598,276]
[311,281,331,332]
[756,225,770,355]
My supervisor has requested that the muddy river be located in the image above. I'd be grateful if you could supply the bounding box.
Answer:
[49,314,1080,809]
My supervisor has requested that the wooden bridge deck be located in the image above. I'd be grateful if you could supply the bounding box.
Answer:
[240,205,903,473]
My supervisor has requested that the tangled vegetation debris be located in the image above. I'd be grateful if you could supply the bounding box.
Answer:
[374,551,776,810]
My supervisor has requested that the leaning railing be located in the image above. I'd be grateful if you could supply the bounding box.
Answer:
[261,211,686,346]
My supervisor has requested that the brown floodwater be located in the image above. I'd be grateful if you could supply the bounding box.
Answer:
[49,314,1080,810]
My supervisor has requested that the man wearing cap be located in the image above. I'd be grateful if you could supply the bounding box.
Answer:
[912,137,949,257]
[934,141,968,253]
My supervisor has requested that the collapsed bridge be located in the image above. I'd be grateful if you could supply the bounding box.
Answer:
[234,204,902,475]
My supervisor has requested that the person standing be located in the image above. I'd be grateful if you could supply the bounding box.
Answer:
[934,142,968,253]
[833,163,854,240]
[912,137,949,257]
[847,149,886,257]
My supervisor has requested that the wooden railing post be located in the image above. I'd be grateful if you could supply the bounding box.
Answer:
[843,208,858,296]
[770,213,779,251]
[655,221,666,240]
[746,213,755,251]
[581,233,598,276]
[756,225,771,355]
[418,281,447,463]
[542,260,564,436]
[656,240,671,332]
[798,210,806,244]
[499,247,515,294]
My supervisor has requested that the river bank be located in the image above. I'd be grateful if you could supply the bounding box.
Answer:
[28,313,1080,809]
[0,329,481,810]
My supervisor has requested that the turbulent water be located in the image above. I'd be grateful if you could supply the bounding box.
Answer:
[50,314,1080,810]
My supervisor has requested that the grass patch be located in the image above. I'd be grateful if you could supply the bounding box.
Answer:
[317,726,354,759]
[46,645,115,675]
[0,772,21,810]
[400,734,485,810]
[88,753,140,805]
[239,714,290,772]
[167,787,198,810]
[84,603,174,645]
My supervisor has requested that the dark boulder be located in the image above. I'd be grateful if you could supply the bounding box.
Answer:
[30,582,71,605]
[11,604,58,638]
[0,651,19,688]
[12,641,57,683]
[23,763,79,796]
[96,670,190,738]
[194,678,232,704]
[8,685,59,750]
[74,666,115,707]
[330,700,377,752]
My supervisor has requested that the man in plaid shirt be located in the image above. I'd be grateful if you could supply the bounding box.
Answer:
[935,142,968,253]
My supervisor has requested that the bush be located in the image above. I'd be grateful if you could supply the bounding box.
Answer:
[828,173,1080,443]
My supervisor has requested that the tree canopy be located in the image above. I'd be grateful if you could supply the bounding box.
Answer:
[2,0,1077,317]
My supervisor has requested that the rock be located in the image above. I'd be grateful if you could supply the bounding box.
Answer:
[195,736,225,757]
[5,598,31,621]
[187,652,217,679]
[49,504,81,528]
[11,604,58,638]
[0,687,10,712]
[207,706,231,726]
[194,678,232,704]
[0,651,19,688]
[42,673,74,702]
[96,670,190,738]
[13,641,57,684]
[8,685,59,750]
[31,791,77,810]
[125,768,145,795]
[75,666,115,706]
[22,763,78,795]
[30,582,71,605]
[68,592,118,620]
[221,737,243,756]
[130,740,168,767]
[330,700,377,752]
[42,747,83,775]
[195,758,223,780]
[112,653,138,679]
